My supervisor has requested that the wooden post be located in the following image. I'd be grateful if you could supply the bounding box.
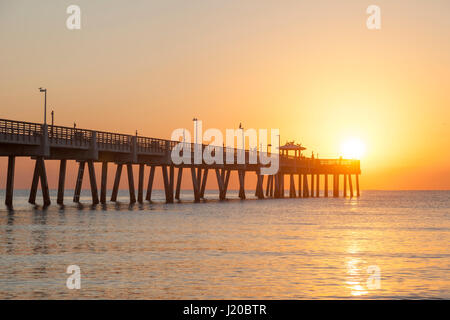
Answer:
[215,168,225,200]
[316,174,320,197]
[349,173,354,197]
[298,174,302,198]
[265,175,270,196]
[169,165,175,202]
[303,174,309,198]
[259,174,265,199]
[356,174,360,197]
[289,174,296,198]
[324,174,328,197]
[333,174,339,198]
[100,162,108,204]
[127,164,136,203]
[269,175,274,197]
[37,157,51,206]
[5,156,15,207]
[29,160,39,204]
[200,168,208,199]
[137,163,145,203]
[191,167,200,202]
[255,173,259,197]
[238,170,246,199]
[280,173,285,198]
[310,174,315,197]
[175,167,183,200]
[343,174,347,198]
[111,163,123,202]
[87,160,99,204]
[274,174,279,198]
[73,161,86,203]
[223,169,230,199]
[256,172,264,199]
[161,165,169,201]
[145,165,155,201]
[56,159,67,205]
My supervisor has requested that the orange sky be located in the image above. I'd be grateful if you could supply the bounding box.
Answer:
[0,0,449,190]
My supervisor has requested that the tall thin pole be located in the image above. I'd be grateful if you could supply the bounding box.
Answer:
[39,88,47,125]
[193,118,198,145]
[44,90,47,125]
[241,127,244,150]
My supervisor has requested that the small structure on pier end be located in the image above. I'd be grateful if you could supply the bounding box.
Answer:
[279,141,306,157]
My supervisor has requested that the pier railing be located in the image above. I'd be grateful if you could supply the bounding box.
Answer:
[0,118,360,169]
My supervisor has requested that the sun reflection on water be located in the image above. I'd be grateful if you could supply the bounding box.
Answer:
[345,252,369,297]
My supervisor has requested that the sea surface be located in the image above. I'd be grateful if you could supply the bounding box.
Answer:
[0,190,448,299]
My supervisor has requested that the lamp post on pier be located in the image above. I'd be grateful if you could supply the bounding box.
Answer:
[192,118,198,145]
[39,87,47,125]
[239,123,244,150]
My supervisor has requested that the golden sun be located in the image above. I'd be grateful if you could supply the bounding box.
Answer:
[341,138,366,159]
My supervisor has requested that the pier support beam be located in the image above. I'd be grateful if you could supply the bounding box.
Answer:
[111,163,123,202]
[127,164,136,203]
[57,159,67,205]
[73,161,86,203]
[223,169,230,199]
[5,156,15,207]
[310,174,315,197]
[29,160,39,204]
[298,174,302,198]
[200,168,208,199]
[215,169,225,200]
[255,172,264,199]
[274,174,280,198]
[175,167,183,200]
[161,165,173,203]
[137,164,145,203]
[349,174,354,197]
[38,157,50,207]
[269,175,274,197]
[191,167,201,202]
[170,166,175,201]
[356,174,360,197]
[316,174,320,197]
[324,174,328,197]
[289,174,296,198]
[145,165,155,201]
[87,160,99,205]
[303,174,309,198]
[238,170,246,199]
[343,174,347,198]
[333,174,339,198]
[265,175,272,197]
[100,162,108,204]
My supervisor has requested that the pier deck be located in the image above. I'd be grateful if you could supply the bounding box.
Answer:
[0,118,360,206]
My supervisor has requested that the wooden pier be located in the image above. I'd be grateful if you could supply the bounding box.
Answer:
[0,119,361,207]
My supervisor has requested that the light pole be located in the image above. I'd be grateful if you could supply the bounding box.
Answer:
[192,118,198,144]
[39,87,47,125]
[51,110,54,137]
[239,123,244,150]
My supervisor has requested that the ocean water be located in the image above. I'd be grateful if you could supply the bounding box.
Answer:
[0,189,448,299]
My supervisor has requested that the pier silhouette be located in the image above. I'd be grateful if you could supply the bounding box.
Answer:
[0,118,360,207]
